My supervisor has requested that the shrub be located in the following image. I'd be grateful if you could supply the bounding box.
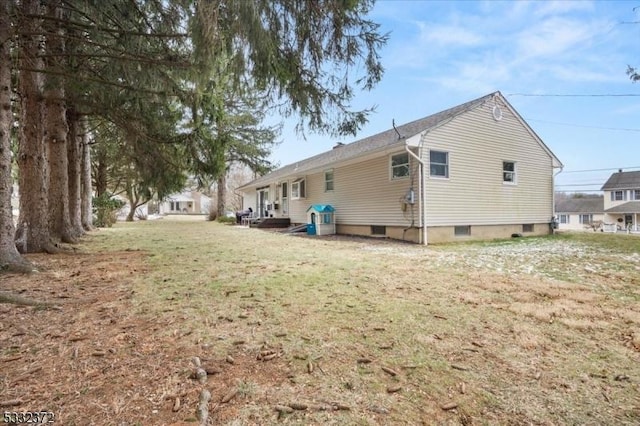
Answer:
[217,215,236,224]
[93,194,125,227]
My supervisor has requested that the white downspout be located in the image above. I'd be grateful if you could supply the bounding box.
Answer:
[405,146,427,245]
[552,164,564,232]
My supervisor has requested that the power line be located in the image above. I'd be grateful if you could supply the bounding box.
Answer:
[561,166,640,174]
[507,93,640,97]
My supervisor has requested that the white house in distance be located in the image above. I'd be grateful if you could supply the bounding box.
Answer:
[554,197,604,231]
[601,170,640,232]
[159,191,211,215]
[237,92,563,244]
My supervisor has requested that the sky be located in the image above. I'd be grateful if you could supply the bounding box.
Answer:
[267,0,640,194]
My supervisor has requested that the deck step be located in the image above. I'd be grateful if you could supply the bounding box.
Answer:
[250,218,291,229]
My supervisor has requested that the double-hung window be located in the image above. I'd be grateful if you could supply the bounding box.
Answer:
[559,214,569,224]
[324,170,334,191]
[503,161,516,184]
[611,190,626,201]
[430,150,448,178]
[291,178,306,199]
[632,190,640,200]
[390,153,410,179]
[579,214,593,224]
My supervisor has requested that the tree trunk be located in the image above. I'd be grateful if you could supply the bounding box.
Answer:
[217,172,226,216]
[94,142,108,198]
[66,108,83,237]
[125,182,139,222]
[80,116,93,230]
[45,0,75,244]
[0,1,32,271]
[16,0,55,254]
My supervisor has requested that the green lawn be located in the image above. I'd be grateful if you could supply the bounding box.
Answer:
[84,220,640,425]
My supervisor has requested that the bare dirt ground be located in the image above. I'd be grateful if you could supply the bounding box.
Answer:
[1,250,305,426]
[1,222,639,425]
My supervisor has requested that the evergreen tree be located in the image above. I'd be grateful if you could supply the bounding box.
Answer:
[2,0,387,260]
[16,0,56,254]
[0,0,32,271]
[44,0,75,243]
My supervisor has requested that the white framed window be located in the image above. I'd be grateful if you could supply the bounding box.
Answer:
[430,150,448,178]
[390,153,410,179]
[579,214,593,224]
[324,169,334,191]
[559,214,569,224]
[503,161,516,184]
[611,190,626,201]
[291,178,306,199]
[632,190,640,200]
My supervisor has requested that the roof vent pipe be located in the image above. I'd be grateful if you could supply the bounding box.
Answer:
[619,169,623,173]
[392,119,403,139]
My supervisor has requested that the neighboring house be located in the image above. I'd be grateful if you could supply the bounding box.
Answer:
[601,170,640,232]
[237,91,563,244]
[554,198,604,231]
[159,191,211,215]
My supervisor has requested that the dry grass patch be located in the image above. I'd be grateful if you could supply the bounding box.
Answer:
[1,220,639,425]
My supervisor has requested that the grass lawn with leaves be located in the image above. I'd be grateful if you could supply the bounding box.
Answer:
[1,218,639,425]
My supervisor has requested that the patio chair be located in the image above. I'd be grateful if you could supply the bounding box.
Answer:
[241,212,257,226]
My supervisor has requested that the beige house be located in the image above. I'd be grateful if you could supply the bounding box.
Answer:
[237,92,563,244]
[159,191,211,215]
[601,170,640,232]
[555,198,604,231]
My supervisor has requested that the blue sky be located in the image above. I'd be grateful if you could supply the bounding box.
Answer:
[268,0,640,193]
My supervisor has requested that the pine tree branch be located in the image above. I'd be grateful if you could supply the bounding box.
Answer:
[17,66,173,95]
[17,13,188,38]
[35,52,190,68]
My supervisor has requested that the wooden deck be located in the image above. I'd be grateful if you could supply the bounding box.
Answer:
[248,217,291,229]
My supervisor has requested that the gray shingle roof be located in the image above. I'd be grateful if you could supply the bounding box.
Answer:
[555,198,604,213]
[238,92,500,190]
[601,171,640,190]
[605,201,640,213]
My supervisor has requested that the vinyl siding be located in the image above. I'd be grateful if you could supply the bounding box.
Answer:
[604,190,640,210]
[422,101,554,226]
[556,213,604,231]
[285,153,419,226]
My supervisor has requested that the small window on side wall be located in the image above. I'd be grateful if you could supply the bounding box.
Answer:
[454,225,470,236]
[523,224,534,233]
[430,150,449,178]
[503,161,516,183]
[291,178,306,199]
[391,153,409,179]
[324,169,334,191]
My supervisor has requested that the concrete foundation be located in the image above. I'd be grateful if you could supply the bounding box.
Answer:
[335,223,552,244]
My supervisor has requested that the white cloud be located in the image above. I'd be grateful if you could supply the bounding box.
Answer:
[416,22,484,47]
[544,64,624,83]
[532,0,595,18]
[516,17,594,59]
